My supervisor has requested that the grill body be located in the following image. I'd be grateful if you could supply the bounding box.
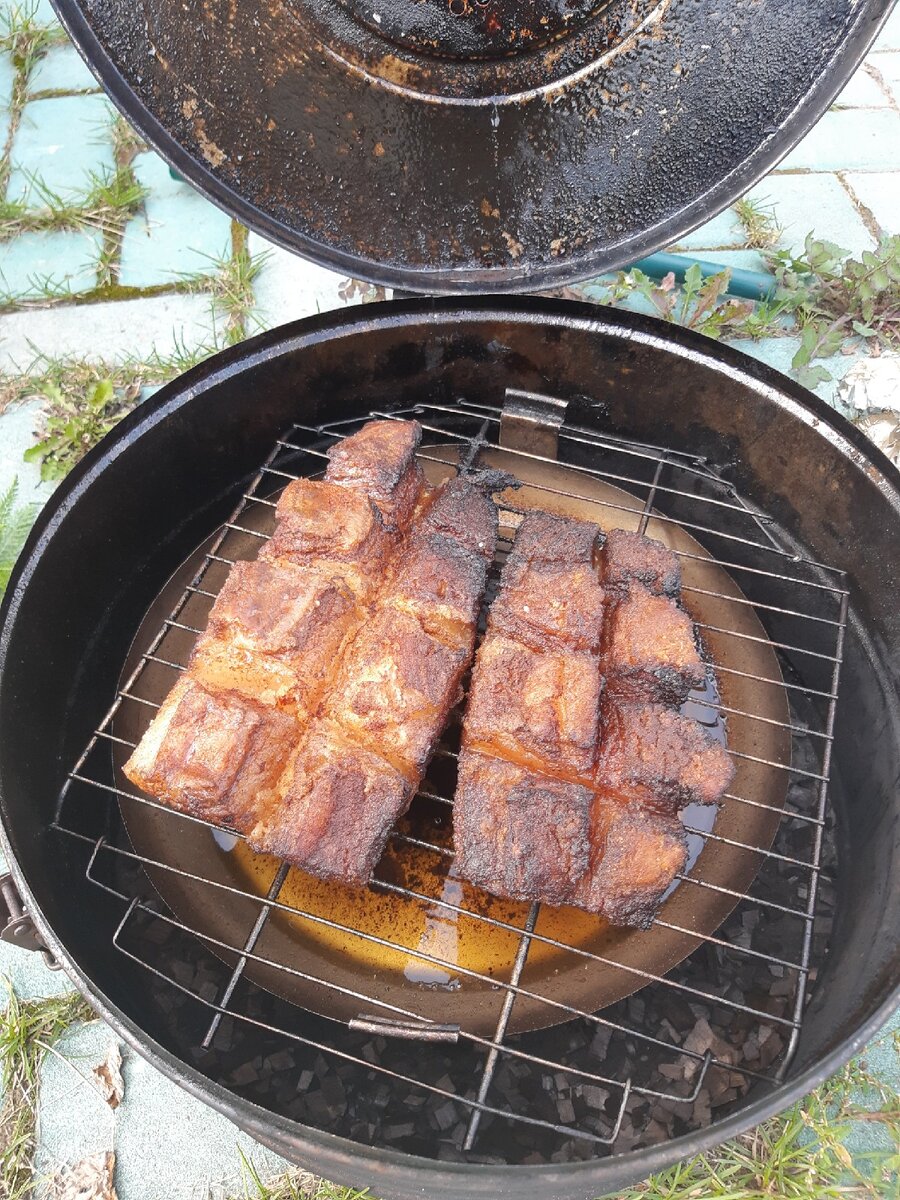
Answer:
[0,298,898,1199]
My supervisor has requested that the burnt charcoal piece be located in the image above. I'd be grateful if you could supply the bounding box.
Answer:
[324,608,469,780]
[251,722,412,884]
[464,634,602,779]
[326,419,425,532]
[454,751,593,907]
[596,703,735,812]
[124,676,297,833]
[572,799,688,929]
[602,585,706,704]
[597,528,681,598]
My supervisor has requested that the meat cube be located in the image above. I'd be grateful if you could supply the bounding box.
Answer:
[251,722,412,884]
[454,751,593,907]
[464,635,602,779]
[384,533,487,652]
[602,586,705,704]
[509,512,599,566]
[325,609,468,779]
[262,479,389,597]
[596,703,735,812]
[326,419,425,532]
[491,559,606,653]
[189,559,358,720]
[418,476,498,560]
[571,799,687,928]
[123,677,297,833]
[598,528,681,598]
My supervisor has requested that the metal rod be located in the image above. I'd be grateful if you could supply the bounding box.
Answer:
[463,902,539,1150]
[201,861,290,1049]
[57,407,847,1147]
[110,903,620,1145]
[637,454,667,537]
[777,587,849,1078]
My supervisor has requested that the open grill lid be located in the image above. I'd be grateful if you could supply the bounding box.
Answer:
[52,0,892,293]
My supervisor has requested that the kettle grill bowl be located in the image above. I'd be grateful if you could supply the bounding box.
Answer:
[1,298,898,1199]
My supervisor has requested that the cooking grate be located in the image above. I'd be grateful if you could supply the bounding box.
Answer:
[52,396,848,1159]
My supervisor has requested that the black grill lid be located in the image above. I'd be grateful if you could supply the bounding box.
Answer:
[52,0,892,292]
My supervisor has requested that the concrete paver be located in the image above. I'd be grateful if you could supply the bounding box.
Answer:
[7,93,115,202]
[744,173,876,256]
[0,292,220,370]
[120,151,234,287]
[0,226,101,298]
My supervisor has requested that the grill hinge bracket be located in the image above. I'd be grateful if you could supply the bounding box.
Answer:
[0,873,60,969]
[499,388,568,460]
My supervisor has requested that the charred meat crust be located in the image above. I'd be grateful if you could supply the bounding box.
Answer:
[464,635,601,778]
[454,751,593,908]
[123,419,430,843]
[252,722,413,885]
[601,585,706,704]
[454,517,730,929]
[596,702,735,812]
[251,471,498,879]
[123,677,297,833]
[571,800,688,929]
[598,528,681,598]
[326,419,425,533]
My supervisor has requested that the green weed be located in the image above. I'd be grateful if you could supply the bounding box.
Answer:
[0,478,38,598]
[0,987,94,1200]
[602,234,900,390]
[23,376,141,479]
[733,196,783,250]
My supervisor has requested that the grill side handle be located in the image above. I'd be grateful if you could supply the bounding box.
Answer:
[0,871,60,969]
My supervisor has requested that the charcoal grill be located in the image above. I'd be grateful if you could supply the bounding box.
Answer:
[1,299,898,1199]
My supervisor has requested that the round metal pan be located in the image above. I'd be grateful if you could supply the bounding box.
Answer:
[51,0,893,292]
[115,444,789,1037]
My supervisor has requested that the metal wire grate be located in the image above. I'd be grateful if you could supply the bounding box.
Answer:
[53,396,848,1158]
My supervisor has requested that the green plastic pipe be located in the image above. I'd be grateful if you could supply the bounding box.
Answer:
[625,252,777,301]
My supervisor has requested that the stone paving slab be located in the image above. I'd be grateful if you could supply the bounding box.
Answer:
[0,225,101,297]
[0,396,59,505]
[34,1020,289,1200]
[744,173,876,256]
[120,152,234,288]
[247,231,372,330]
[777,107,900,173]
[0,50,14,110]
[869,49,900,107]
[833,63,892,108]
[844,170,900,234]
[8,92,115,202]
[28,43,100,95]
[0,292,220,370]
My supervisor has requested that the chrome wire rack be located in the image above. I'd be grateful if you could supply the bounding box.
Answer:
[53,394,848,1161]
